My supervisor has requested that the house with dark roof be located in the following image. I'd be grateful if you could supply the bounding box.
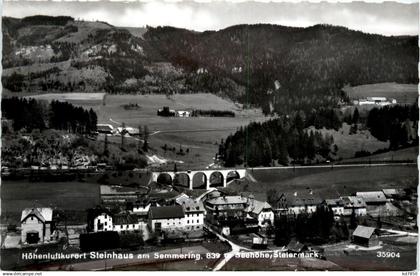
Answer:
[352,225,379,247]
[148,205,185,232]
[275,192,323,215]
[96,124,114,134]
[21,208,55,244]
[246,198,274,227]
[113,213,144,232]
[341,196,367,216]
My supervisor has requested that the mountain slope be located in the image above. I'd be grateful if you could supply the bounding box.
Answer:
[2,16,418,114]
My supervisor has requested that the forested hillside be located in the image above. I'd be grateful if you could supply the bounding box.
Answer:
[3,16,418,115]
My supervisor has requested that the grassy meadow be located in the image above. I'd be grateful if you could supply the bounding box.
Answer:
[230,164,418,202]
[343,82,418,104]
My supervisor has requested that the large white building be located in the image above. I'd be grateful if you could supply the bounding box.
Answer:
[148,205,186,232]
[92,212,114,232]
[176,197,206,231]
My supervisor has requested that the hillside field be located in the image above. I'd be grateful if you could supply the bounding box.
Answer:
[230,165,418,202]
[343,82,418,104]
[26,93,268,169]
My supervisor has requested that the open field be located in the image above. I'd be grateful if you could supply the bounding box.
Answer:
[23,92,106,103]
[338,146,418,164]
[343,82,418,104]
[308,124,389,159]
[323,239,417,271]
[222,255,343,271]
[230,165,418,202]
[43,93,267,169]
[1,181,100,225]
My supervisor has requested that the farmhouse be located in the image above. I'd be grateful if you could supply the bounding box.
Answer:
[97,124,114,134]
[117,126,139,136]
[21,208,55,245]
[352,225,379,247]
[157,106,176,117]
[176,110,191,117]
[246,198,274,227]
[356,191,387,205]
[341,196,367,216]
[356,97,396,106]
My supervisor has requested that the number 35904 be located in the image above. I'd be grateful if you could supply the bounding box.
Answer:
[377,251,400,258]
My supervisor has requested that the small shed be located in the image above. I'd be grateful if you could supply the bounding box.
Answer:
[352,225,379,247]
[287,239,308,253]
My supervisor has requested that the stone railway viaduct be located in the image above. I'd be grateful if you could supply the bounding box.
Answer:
[151,169,246,190]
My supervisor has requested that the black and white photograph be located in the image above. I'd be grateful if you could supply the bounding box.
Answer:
[0,0,418,272]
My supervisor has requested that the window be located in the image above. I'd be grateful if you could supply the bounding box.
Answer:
[187,220,189,224]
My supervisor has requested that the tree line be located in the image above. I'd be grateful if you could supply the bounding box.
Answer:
[2,97,97,134]
[367,103,418,149]
[219,114,335,167]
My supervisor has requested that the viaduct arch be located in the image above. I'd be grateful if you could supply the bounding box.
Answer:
[152,169,246,190]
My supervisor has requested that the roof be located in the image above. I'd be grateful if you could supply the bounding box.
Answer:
[284,193,323,207]
[287,240,307,253]
[97,124,114,131]
[382,189,402,197]
[149,205,185,220]
[113,213,138,225]
[206,196,248,206]
[324,199,344,207]
[341,196,366,208]
[149,190,180,201]
[87,207,112,222]
[352,225,376,239]
[248,200,272,214]
[356,191,387,203]
[21,208,53,223]
[177,198,205,213]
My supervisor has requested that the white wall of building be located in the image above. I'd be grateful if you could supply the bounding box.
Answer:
[93,214,113,232]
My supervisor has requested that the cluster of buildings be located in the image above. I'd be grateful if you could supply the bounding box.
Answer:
[271,189,407,220]
[354,97,397,106]
[96,124,139,136]
[18,181,412,248]
[87,187,276,242]
[157,106,192,118]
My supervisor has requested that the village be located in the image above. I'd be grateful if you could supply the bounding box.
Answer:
[2,168,417,270]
